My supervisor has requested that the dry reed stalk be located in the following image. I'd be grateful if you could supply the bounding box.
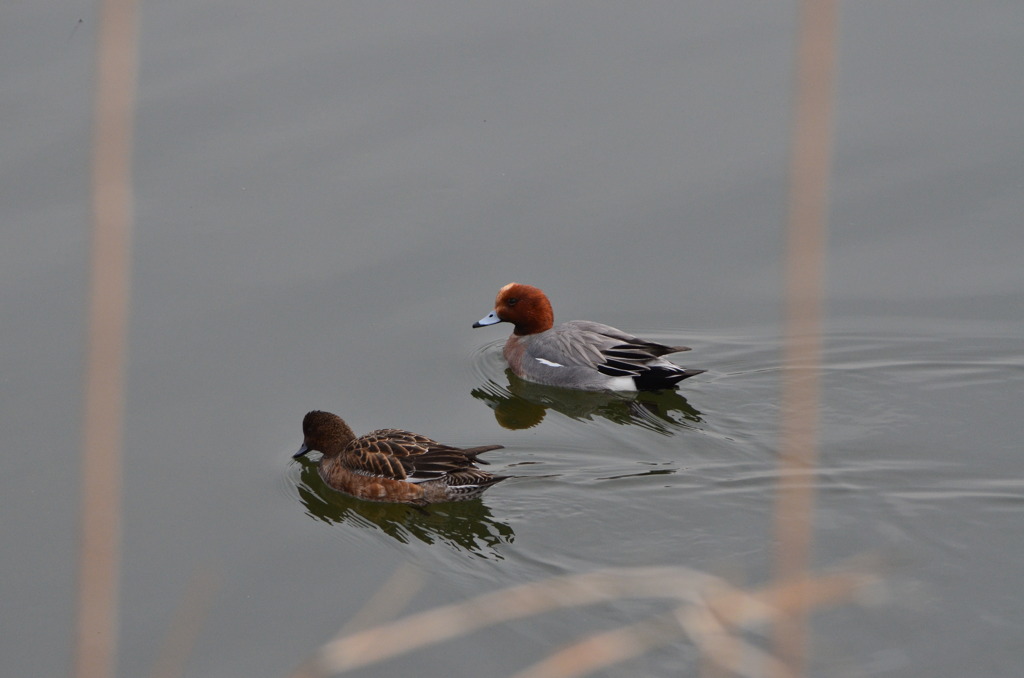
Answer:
[148,567,221,678]
[510,569,881,678]
[288,564,425,678]
[76,1,139,677]
[509,612,683,678]
[313,566,719,673]
[306,565,878,677]
[682,601,795,678]
[772,0,839,675]
[336,563,424,637]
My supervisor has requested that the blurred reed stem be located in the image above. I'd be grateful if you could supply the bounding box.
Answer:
[148,567,222,678]
[772,0,839,675]
[304,565,878,677]
[76,1,139,677]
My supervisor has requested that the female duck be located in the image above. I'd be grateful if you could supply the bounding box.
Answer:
[294,410,505,504]
[473,283,704,392]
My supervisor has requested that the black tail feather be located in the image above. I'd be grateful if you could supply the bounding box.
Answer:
[632,367,706,391]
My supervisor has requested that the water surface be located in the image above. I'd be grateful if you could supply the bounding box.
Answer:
[2,2,1023,677]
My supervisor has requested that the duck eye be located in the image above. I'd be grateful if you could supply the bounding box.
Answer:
[507,297,519,306]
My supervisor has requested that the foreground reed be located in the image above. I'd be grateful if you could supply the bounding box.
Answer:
[77,1,139,677]
[291,561,882,678]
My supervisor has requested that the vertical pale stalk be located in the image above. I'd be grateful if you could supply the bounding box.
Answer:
[772,0,839,675]
[76,1,139,677]
[148,568,221,678]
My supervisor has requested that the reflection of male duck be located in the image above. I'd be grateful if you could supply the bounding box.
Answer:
[472,371,703,433]
[294,455,515,556]
[293,410,506,504]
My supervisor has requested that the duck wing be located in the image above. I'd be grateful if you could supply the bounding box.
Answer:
[403,443,504,482]
[551,321,691,376]
[347,430,503,482]
[344,429,436,480]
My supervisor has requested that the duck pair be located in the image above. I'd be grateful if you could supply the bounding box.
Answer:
[295,283,704,505]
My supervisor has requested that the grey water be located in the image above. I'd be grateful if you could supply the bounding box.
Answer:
[3,2,1023,677]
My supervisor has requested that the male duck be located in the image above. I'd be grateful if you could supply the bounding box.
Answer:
[294,410,506,504]
[473,283,704,392]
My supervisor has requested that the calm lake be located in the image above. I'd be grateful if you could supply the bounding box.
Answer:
[3,2,1023,677]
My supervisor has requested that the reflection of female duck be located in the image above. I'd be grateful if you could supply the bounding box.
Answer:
[472,372,703,433]
[294,455,515,555]
[293,411,506,504]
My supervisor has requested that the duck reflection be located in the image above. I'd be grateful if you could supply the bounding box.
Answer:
[294,456,514,557]
[472,370,703,434]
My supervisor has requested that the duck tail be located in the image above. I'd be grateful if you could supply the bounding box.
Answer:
[633,367,705,391]
[459,444,504,464]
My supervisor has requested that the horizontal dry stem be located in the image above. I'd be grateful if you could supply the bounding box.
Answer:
[311,565,880,676]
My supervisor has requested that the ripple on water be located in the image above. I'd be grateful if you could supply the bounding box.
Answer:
[287,322,1024,616]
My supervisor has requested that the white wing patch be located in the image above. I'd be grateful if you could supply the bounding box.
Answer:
[535,357,563,367]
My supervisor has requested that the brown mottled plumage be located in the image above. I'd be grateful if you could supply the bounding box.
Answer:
[293,410,506,505]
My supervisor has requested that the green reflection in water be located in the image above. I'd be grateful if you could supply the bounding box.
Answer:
[472,370,703,434]
[293,457,515,559]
